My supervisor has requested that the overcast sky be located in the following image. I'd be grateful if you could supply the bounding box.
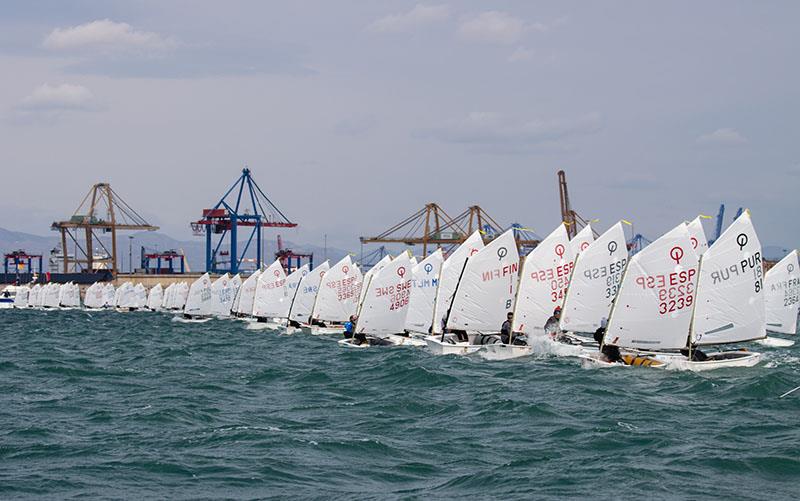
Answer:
[1,1,798,253]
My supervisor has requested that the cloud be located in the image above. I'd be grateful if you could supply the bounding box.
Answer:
[43,19,176,53]
[18,83,96,111]
[11,83,101,124]
[696,128,748,146]
[457,11,546,44]
[508,46,535,62]
[418,111,602,153]
[368,4,450,33]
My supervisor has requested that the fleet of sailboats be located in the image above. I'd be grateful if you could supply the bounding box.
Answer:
[4,211,797,372]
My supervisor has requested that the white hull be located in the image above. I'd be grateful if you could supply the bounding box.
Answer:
[480,344,532,360]
[656,351,761,371]
[579,353,627,369]
[383,334,427,347]
[172,315,212,324]
[425,337,483,356]
[309,325,344,336]
[755,336,795,348]
[246,320,286,331]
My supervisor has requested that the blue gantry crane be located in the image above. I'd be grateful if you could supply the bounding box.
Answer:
[191,168,297,274]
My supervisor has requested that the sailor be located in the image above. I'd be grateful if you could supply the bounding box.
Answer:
[500,312,513,344]
[594,327,622,363]
[544,306,563,338]
[343,315,356,339]
[680,346,709,361]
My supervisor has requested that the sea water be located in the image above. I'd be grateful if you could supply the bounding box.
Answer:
[1,309,799,499]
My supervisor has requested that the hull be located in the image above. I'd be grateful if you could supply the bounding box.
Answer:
[246,319,286,331]
[310,325,344,336]
[480,344,533,361]
[172,315,212,324]
[425,337,483,356]
[383,334,427,347]
[657,351,761,371]
[579,353,664,369]
[755,336,795,348]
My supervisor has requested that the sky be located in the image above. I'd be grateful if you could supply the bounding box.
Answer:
[0,1,798,254]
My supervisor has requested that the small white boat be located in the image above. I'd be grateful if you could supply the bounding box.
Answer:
[654,350,761,371]
[404,249,444,335]
[429,230,519,356]
[480,343,532,360]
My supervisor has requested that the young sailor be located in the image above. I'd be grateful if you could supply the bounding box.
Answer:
[500,312,513,344]
[343,315,356,339]
[544,307,562,338]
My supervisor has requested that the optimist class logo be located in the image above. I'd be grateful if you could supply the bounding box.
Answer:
[397,267,406,278]
[469,248,479,256]
[690,237,698,249]
[342,265,350,274]
[274,270,280,277]
[670,246,684,265]
[788,263,795,273]
[497,247,508,261]
[424,263,433,274]
[607,241,618,256]
[580,241,590,251]
[736,233,748,251]
[555,244,565,259]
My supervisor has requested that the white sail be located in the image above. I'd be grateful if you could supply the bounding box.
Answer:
[28,284,41,307]
[218,274,241,316]
[103,283,115,307]
[512,224,574,334]
[447,230,519,333]
[207,274,229,315]
[234,270,261,315]
[686,217,710,257]
[312,256,363,323]
[147,283,163,310]
[356,253,414,336]
[184,273,213,316]
[357,255,392,307]
[57,283,68,306]
[176,282,189,310]
[116,282,135,308]
[432,231,484,334]
[85,283,104,308]
[404,249,444,333]
[571,224,595,256]
[279,264,310,319]
[691,211,766,345]
[61,283,81,308]
[604,223,698,350]
[253,261,288,319]
[764,250,799,335]
[560,222,629,334]
[161,283,173,309]
[13,286,30,308]
[43,283,61,308]
[290,261,329,323]
[133,284,147,308]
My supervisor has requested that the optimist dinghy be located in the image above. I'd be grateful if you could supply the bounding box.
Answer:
[307,256,362,335]
[84,282,106,310]
[146,283,163,311]
[232,269,261,319]
[654,211,765,370]
[175,273,213,322]
[12,286,30,308]
[249,261,290,330]
[339,252,424,348]
[757,249,798,347]
[285,261,328,333]
[430,231,484,338]
[427,230,519,355]
[483,225,575,360]
[581,223,699,369]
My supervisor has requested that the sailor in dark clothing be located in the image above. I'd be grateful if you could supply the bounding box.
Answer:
[594,327,622,363]
[680,346,708,361]
[500,312,513,344]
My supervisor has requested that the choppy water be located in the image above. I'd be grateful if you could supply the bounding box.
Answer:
[1,309,799,499]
